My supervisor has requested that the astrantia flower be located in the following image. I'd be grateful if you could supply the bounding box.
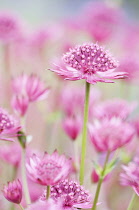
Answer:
[50,43,126,84]
[89,118,135,152]
[0,107,21,141]
[62,116,82,141]
[41,179,92,209]
[26,199,64,210]
[120,157,139,195]
[93,99,136,120]
[0,143,21,167]
[26,151,71,186]
[2,179,22,204]
[0,12,21,43]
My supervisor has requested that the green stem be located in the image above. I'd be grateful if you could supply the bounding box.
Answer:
[79,81,90,185]
[127,193,137,210]
[92,151,110,210]
[46,185,50,199]
[21,148,31,205]
[18,203,24,210]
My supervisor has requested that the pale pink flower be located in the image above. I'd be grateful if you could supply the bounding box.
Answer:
[0,107,21,141]
[50,43,126,84]
[26,199,65,210]
[12,95,29,117]
[0,12,21,43]
[12,74,50,102]
[0,143,21,167]
[93,99,136,120]
[120,157,139,195]
[89,118,135,152]
[133,118,139,137]
[62,116,82,140]
[26,151,71,186]
[81,2,122,42]
[117,55,139,83]
[41,179,92,209]
[2,179,22,204]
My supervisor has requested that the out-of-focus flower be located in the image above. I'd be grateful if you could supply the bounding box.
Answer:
[81,2,122,43]
[133,119,139,137]
[120,157,139,195]
[62,116,82,140]
[50,43,126,84]
[2,179,22,204]
[12,95,29,117]
[0,12,21,43]
[0,143,21,167]
[93,99,136,120]
[11,74,50,116]
[60,84,100,117]
[89,118,135,152]
[0,107,21,141]
[26,199,65,210]
[41,179,92,209]
[26,151,71,186]
[117,55,139,83]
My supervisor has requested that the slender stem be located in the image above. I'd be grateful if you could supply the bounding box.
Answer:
[79,81,90,185]
[21,148,31,205]
[18,203,24,210]
[127,193,137,210]
[92,151,110,210]
[46,185,50,199]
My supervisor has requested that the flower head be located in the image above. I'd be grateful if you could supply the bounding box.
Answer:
[93,99,136,120]
[26,151,71,186]
[2,179,22,204]
[51,43,126,84]
[0,107,21,141]
[41,179,92,209]
[89,118,135,152]
[26,199,64,210]
[120,157,139,195]
[0,12,21,43]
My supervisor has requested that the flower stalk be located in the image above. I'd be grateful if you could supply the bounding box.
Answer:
[92,151,110,210]
[19,204,24,210]
[127,193,137,210]
[46,185,50,199]
[79,81,90,185]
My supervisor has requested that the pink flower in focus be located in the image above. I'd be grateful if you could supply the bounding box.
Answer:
[26,199,65,210]
[62,116,82,141]
[26,151,71,186]
[0,143,21,167]
[93,99,136,120]
[120,157,139,195]
[0,12,21,43]
[41,179,92,209]
[89,118,135,152]
[50,43,126,84]
[2,179,22,204]
[0,107,21,141]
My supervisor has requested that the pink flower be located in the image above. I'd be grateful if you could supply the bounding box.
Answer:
[120,157,139,195]
[89,118,135,152]
[81,2,122,43]
[133,119,139,137]
[2,179,22,204]
[0,107,21,141]
[26,199,65,210]
[62,116,82,140]
[41,179,92,209]
[0,143,21,167]
[11,74,50,116]
[0,12,21,43]
[93,99,136,120]
[117,55,139,83]
[50,43,126,84]
[26,151,71,186]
